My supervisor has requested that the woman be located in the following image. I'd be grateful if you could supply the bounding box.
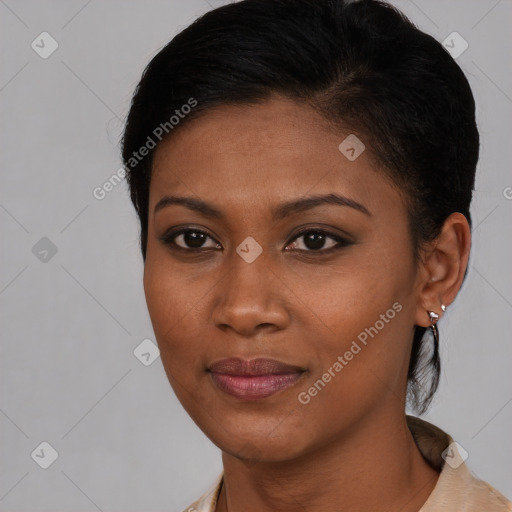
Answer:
[121,0,511,510]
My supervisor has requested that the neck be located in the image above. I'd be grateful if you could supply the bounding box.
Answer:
[215,408,439,512]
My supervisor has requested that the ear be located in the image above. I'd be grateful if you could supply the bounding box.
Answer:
[414,212,471,328]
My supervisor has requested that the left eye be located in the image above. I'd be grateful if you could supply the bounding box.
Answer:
[285,230,347,252]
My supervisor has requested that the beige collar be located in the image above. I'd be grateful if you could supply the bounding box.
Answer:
[183,415,512,512]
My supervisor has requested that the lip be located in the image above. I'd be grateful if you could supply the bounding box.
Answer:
[208,357,306,401]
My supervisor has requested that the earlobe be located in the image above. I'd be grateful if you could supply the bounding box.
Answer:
[414,212,471,327]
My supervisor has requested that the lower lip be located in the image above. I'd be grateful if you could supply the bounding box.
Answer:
[210,372,304,400]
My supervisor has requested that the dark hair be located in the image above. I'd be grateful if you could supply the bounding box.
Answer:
[121,0,479,414]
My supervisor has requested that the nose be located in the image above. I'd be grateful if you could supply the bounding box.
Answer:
[211,250,291,337]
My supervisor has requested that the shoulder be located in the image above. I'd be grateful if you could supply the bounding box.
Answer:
[406,415,512,512]
[180,473,223,512]
[421,462,512,511]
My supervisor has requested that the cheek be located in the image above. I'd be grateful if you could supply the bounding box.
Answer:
[292,249,415,406]
[143,255,206,372]
[292,298,411,442]
[291,247,411,344]
[143,261,216,414]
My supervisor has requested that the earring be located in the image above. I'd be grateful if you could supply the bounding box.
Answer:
[428,311,439,324]
[428,310,440,349]
[441,304,447,312]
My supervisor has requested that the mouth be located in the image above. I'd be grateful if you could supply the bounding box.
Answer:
[208,357,307,401]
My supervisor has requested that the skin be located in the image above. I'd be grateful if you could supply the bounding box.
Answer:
[144,95,471,512]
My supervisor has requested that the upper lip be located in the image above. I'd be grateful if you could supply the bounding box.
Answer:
[208,357,306,376]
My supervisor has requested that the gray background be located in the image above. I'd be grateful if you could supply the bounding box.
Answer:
[1,0,511,510]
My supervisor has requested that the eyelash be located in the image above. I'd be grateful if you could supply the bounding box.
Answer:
[159,227,352,255]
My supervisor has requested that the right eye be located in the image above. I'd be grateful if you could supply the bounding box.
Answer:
[159,228,222,251]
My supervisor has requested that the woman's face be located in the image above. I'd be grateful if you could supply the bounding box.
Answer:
[144,96,425,461]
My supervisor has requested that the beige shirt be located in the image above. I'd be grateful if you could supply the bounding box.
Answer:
[183,415,512,512]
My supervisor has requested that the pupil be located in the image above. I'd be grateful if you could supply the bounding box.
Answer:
[305,232,325,250]
[184,231,206,248]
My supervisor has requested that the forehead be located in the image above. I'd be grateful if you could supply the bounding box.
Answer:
[149,96,403,219]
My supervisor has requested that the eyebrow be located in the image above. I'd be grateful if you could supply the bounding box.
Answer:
[153,193,371,220]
